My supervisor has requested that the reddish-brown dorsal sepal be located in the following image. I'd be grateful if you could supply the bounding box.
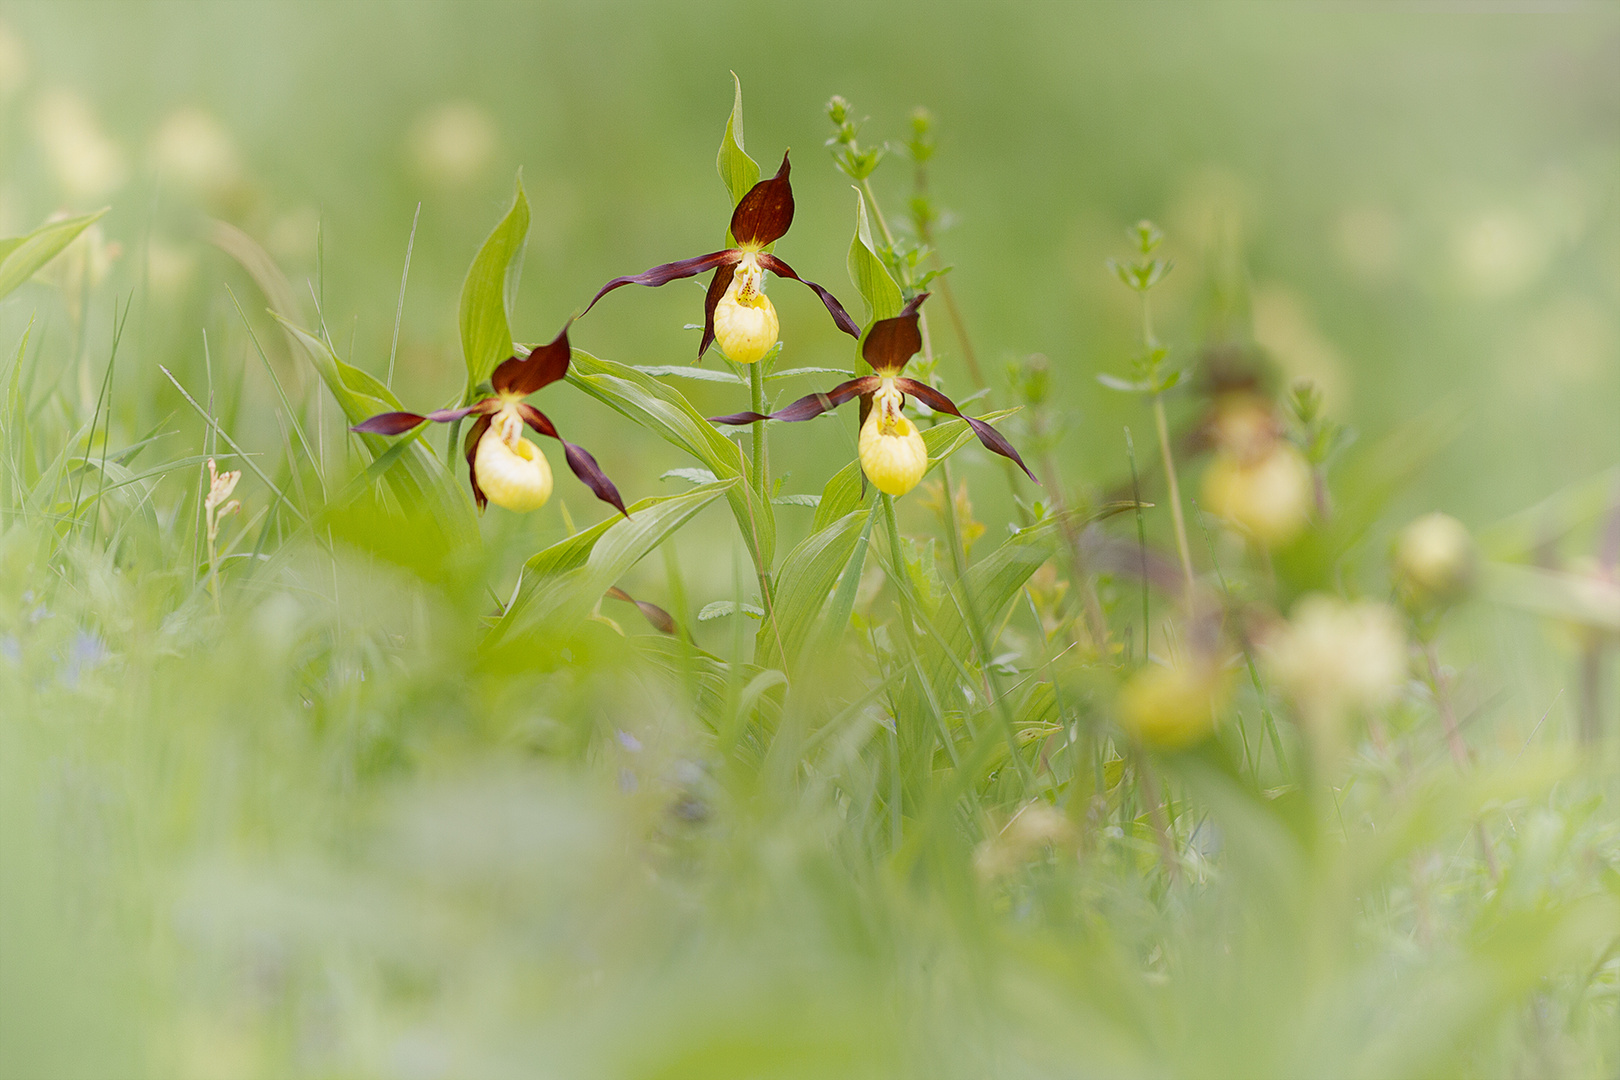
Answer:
[729,151,794,248]
[861,292,930,371]
[493,320,573,396]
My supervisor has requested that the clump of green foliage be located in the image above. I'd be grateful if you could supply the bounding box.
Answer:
[1,78,1616,1080]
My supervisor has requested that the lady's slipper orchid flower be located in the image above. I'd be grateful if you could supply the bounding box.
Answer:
[710,294,1036,497]
[351,323,626,516]
[581,152,860,363]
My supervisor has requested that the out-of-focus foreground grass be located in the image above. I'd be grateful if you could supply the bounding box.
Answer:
[0,3,1617,1078]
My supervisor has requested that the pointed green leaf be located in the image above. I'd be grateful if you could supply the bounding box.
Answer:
[661,467,720,486]
[499,481,732,637]
[699,600,764,622]
[0,209,109,302]
[757,504,873,670]
[459,175,530,394]
[276,314,476,540]
[716,72,761,211]
[766,366,855,382]
[634,364,745,385]
[1097,373,1150,393]
[566,349,775,570]
[847,191,902,326]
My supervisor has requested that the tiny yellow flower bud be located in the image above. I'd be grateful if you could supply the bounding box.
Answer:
[1202,443,1312,547]
[713,254,779,365]
[474,415,553,512]
[1393,512,1476,609]
[858,382,928,496]
[1117,661,1229,750]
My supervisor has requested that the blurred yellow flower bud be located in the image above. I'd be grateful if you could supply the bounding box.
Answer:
[1265,595,1405,725]
[408,102,497,189]
[973,801,1077,879]
[1202,443,1312,547]
[859,380,928,497]
[1393,512,1476,609]
[35,90,126,198]
[474,411,553,512]
[712,261,779,365]
[1209,392,1279,460]
[151,107,240,200]
[0,21,29,100]
[1117,660,1230,750]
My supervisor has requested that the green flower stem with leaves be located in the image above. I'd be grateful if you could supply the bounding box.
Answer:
[1142,294,1196,609]
[831,102,1038,788]
[1103,221,1196,611]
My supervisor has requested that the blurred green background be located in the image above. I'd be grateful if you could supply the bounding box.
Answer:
[2,4,1618,1077]
[3,0,1615,541]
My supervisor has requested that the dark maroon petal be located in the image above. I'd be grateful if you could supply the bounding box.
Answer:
[463,414,493,512]
[514,401,557,439]
[561,440,627,517]
[894,377,1038,482]
[351,411,427,435]
[709,376,879,425]
[605,586,677,635]
[581,249,741,317]
[861,292,930,371]
[699,261,737,360]
[707,409,773,426]
[755,253,861,339]
[493,321,572,396]
[424,399,499,423]
[729,151,794,247]
[517,403,628,517]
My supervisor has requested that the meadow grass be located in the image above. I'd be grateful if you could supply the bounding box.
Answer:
[1,13,1618,1077]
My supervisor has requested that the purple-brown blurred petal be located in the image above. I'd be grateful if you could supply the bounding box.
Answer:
[463,414,493,512]
[698,261,737,359]
[425,399,499,423]
[351,411,428,435]
[708,376,879,426]
[582,249,741,316]
[894,377,1038,482]
[493,321,573,396]
[756,253,861,339]
[605,586,677,635]
[861,292,929,370]
[517,402,628,516]
[729,152,794,247]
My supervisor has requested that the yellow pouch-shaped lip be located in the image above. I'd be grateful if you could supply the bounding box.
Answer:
[859,410,928,497]
[474,427,554,512]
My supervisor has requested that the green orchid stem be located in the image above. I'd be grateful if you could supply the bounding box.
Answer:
[445,415,464,469]
[748,360,768,497]
[745,360,777,616]
[936,459,969,580]
[880,492,918,631]
[859,178,897,250]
